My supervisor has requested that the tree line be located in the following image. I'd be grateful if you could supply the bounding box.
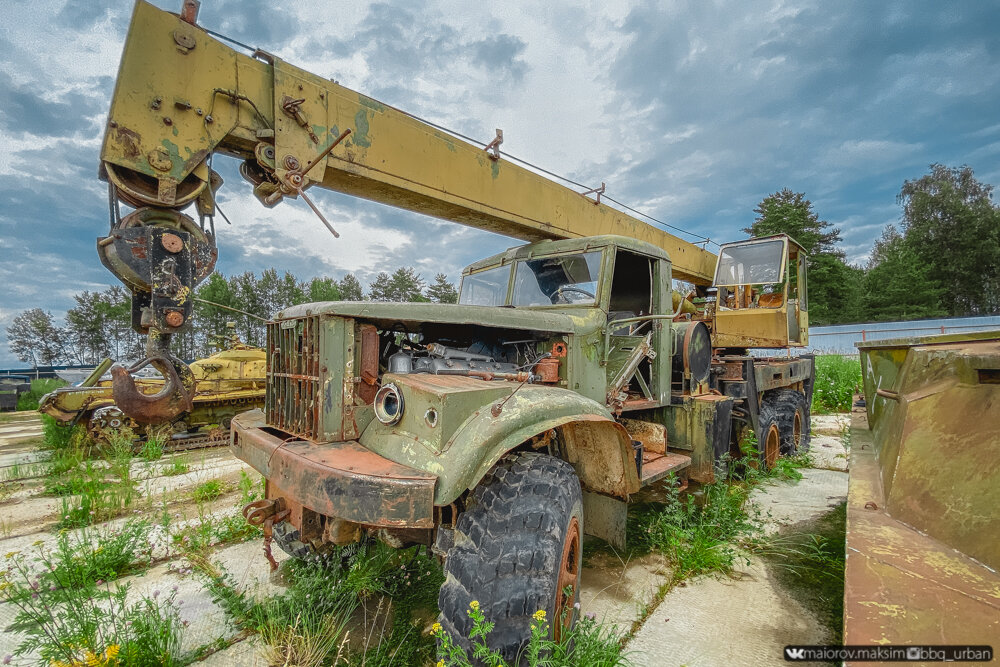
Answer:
[7,269,458,367]
[745,164,1000,324]
[7,163,999,366]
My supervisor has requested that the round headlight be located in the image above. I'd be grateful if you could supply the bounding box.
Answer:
[374,383,404,425]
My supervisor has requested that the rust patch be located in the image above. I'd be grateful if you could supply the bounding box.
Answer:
[113,125,142,159]
[232,410,437,528]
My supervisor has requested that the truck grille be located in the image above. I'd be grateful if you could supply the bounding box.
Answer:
[266,316,321,439]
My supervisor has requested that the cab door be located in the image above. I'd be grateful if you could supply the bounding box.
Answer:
[604,249,669,411]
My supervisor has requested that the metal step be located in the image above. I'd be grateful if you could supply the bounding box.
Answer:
[640,451,691,486]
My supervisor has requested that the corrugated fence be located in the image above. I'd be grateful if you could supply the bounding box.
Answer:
[805,315,1000,354]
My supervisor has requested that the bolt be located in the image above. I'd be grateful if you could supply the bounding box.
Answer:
[195,108,203,115]
[108,120,118,128]
[151,97,162,110]
[163,117,172,125]
[288,173,303,187]
[284,155,300,170]
[165,311,185,328]
[205,115,213,124]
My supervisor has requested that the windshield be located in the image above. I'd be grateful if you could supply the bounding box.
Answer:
[714,239,785,286]
[512,251,602,306]
[459,264,510,306]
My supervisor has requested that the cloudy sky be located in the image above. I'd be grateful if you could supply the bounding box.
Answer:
[1,0,998,366]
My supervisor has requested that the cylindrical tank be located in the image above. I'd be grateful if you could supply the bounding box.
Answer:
[671,321,712,384]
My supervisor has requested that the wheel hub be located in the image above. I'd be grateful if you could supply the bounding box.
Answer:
[553,516,581,641]
[764,423,780,469]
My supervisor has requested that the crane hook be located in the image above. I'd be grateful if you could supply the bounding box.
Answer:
[110,333,195,425]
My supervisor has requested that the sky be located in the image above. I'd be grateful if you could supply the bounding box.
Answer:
[1,0,998,367]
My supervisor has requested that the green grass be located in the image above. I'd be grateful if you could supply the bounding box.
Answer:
[3,549,188,665]
[435,599,631,667]
[192,478,226,503]
[172,507,262,553]
[812,354,862,413]
[162,457,190,476]
[41,414,80,451]
[630,475,762,581]
[51,428,138,529]
[16,378,67,411]
[43,519,153,591]
[139,435,165,462]
[760,502,846,645]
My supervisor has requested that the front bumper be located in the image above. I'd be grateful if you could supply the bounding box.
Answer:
[231,410,437,528]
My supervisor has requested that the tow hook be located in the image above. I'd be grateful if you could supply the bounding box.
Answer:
[242,498,290,571]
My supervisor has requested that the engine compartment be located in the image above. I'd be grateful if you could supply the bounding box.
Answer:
[374,323,559,382]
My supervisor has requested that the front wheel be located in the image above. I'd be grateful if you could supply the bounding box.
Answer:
[438,452,583,663]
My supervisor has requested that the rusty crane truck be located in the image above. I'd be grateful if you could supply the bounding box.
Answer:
[96,1,815,657]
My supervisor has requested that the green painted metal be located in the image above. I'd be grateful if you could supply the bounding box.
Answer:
[358,375,633,505]
[847,330,1000,649]
[856,330,1000,570]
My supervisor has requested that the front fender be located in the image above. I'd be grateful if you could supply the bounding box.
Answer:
[360,383,639,505]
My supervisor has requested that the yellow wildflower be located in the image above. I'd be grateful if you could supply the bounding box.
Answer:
[4,551,19,559]
[431,622,442,635]
[532,610,547,622]
[33,539,45,547]
[469,600,480,612]
[50,661,70,667]
[104,645,120,660]
[436,661,445,667]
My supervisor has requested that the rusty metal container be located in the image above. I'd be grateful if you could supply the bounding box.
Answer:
[846,330,1000,654]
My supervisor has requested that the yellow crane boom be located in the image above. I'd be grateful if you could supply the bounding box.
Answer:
[101,0,717,285]
[97,1,809,422]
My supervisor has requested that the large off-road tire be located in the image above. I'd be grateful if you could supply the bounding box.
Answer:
[439,453,583,664]
[771,389,811,455]
[756,399,782,470]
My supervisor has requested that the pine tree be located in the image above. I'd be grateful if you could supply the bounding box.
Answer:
[337,274,364,301]
[426,273,458,303]
[746,189,861,324]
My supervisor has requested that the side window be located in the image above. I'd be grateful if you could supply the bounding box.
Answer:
[608,251,654,320]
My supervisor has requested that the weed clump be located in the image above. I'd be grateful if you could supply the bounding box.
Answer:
[16,378,66,411]
[434,601,630,667]
[192,479,226,503]
[812,355,861,413]
[761,502,846,643]
[43,519,153,591]
[1,547,188,666]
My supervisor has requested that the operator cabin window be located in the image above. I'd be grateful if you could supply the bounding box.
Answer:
[714,239,785,309]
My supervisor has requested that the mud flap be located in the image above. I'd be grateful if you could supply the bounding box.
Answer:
[582,490,626,550]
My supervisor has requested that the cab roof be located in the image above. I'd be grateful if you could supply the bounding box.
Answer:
[462,234,671,274]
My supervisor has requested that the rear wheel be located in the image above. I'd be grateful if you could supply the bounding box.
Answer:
[771,389,810,455]
[439,452,583,663]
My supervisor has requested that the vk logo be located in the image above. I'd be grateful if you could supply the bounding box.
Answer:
[785,647,806,660]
